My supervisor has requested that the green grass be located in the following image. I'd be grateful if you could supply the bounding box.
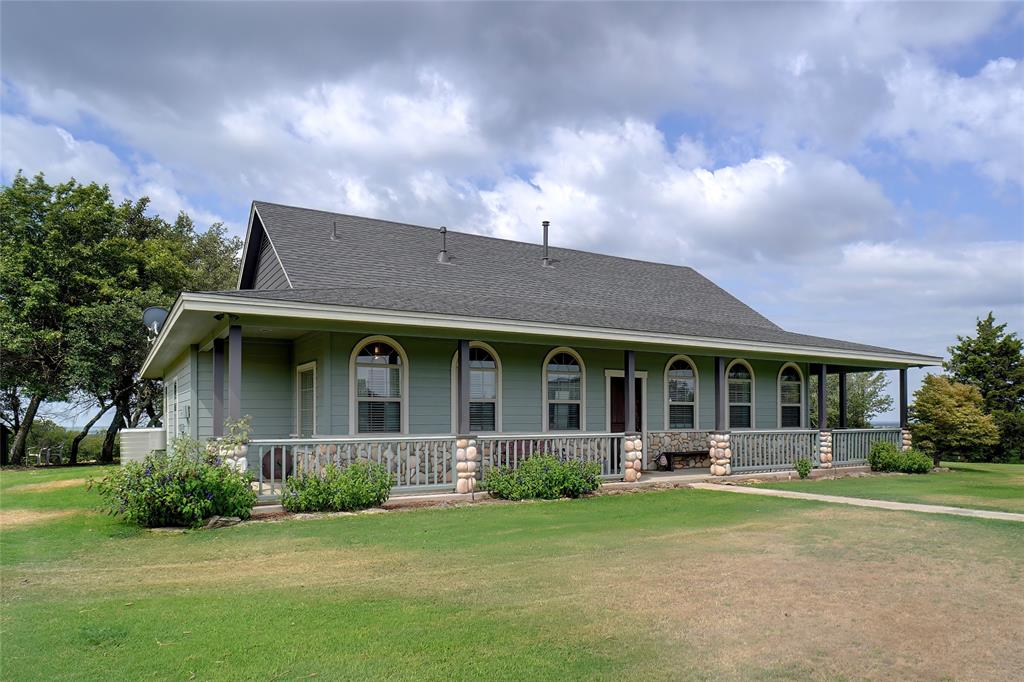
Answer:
[756,461,1024,513]
[1,464,1022,680]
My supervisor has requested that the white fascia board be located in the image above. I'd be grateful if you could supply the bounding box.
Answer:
[140,292,943,375]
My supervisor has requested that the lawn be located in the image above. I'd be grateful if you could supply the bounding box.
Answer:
[1,465,1022,681]
[756,461,1024,514]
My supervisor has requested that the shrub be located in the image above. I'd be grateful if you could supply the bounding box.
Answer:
[481,455,602,501]
[93,438,257,528]
[794,458,812,479]
[867,442,933,474]
[281,461,395,513]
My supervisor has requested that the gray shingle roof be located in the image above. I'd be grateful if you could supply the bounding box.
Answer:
[224,201,928,360]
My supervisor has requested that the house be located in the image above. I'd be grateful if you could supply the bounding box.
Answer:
[139,201,941,496]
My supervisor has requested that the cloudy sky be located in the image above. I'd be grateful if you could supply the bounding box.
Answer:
[2,1,1022,423]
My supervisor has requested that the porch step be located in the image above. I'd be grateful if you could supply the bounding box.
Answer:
[252,503,285,518]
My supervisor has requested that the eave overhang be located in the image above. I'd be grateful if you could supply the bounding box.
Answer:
[140,292,944,378]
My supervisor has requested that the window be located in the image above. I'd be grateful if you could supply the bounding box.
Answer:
[451,343,501,433]
[727,360,754,429]
[545,348,584,431]
[296,362,316,437]
[778,364,803,428]
[665,356,698,430]
[352,338,406,434]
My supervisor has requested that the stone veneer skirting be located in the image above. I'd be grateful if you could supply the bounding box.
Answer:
[647,431,714,470]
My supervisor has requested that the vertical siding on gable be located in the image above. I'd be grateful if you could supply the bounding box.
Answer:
[252,234,290,290]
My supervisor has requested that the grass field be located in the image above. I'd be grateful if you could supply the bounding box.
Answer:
[756,462,1024,514]
[2,465,1022,681]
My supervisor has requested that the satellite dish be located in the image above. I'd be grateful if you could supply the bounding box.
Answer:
[142,307,169,335]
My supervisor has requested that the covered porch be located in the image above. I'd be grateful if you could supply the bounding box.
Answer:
[165,318,919,500]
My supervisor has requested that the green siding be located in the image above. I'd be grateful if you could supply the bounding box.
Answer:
[172,329,820,440]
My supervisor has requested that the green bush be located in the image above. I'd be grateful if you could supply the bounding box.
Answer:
[794,458,812,479]
[93,440,257,528]
[481,455,602,501]
[280,461,395,513]
[867,442,933,474]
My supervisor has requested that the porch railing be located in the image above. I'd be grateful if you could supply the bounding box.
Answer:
[730,429,819,473]
[247,435,456,499]
[832,428,901,467]
[476,432,624,478]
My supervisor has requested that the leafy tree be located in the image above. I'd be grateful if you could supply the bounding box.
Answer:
[910,375,999,467]
[809,371,894,428]
[944,313,1024,461]
[1,172,241,465]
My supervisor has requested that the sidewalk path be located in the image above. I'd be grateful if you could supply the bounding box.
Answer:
[689,483,1024,522]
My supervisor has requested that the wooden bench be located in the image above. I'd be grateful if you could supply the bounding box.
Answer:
[657,450,707,472]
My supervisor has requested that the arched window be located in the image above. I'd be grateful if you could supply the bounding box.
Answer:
[665,355,698,430]
[727,360,754,429]
[778,363,804,428]
[351,337,407,434]
[544,348,585,431]
[451,343,502,433]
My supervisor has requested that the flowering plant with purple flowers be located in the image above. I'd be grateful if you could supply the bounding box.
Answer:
[92,435,257,528]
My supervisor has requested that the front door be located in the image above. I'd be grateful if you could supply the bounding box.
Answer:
[609,377,643,433]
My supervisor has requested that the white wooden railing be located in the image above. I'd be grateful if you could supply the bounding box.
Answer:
[832,428,901,467]
[247,436,456,499]
[476,432,624,478]
[730,430,819,473]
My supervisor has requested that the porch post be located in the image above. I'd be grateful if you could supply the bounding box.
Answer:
[817,364,832,468]
[714,357,726,431]
[624,350,636,433]
[709,357,731,475]
[838,369,847,429]
[455,435,479,494]
[457,340,471,435]
[228,324,242,422]
[213,337,225,437]
[899,368,912,451]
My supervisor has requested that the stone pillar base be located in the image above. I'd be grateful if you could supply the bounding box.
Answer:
[901,429,913,452]
[708,432,731,475]
[455,435,479,493]
[623,433,644,482]
[818,430,833,468]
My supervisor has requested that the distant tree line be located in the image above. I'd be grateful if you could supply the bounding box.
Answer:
[0,172,241,465]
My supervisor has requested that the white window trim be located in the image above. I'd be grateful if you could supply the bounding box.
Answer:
[603,369,648,433]
[295,361,317,437]
[542,346,586,432]
[663,354,699,431]
[449,341,502,434]
[349,335,409,435]
[726,358,756,430]
[777,362,805,429]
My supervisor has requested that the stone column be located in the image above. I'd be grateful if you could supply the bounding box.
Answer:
[818,430,833,468]
[901,429,913,452]
[708,432,731,476]
[623,433,644,482]
[455,435,479,493]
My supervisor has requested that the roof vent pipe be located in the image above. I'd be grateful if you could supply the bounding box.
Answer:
[331,220,339,241]
[437,226,450,263]
[541,220,551,267]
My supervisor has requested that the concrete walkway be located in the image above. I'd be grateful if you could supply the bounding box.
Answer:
[690,483,1024,522]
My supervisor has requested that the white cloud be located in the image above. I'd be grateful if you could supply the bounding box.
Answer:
[0,114,228,230]
[879,58,1024,185]
[475,121,897,264]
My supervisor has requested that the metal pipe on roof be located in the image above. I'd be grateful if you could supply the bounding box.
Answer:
[437,226,450,263]
[542,220,551,266]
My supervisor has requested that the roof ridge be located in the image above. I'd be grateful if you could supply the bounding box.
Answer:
[252,199,701,273]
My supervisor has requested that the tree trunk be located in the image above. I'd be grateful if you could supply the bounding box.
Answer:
[11,394,43,465]
[100,400,127,464]
[68,402,114,465]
